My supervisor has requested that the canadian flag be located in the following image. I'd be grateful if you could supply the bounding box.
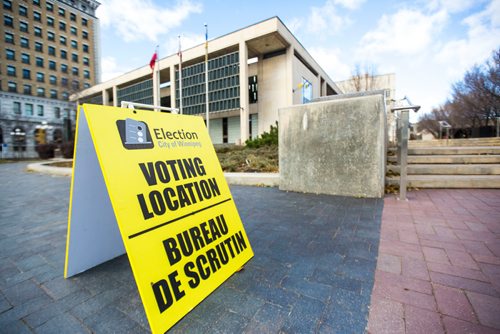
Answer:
[149,52,157,71]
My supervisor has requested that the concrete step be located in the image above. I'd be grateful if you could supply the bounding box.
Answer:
[388,155,500,164]
[408,138,500,147]
[386,175,500,188]
[388,164,500,175]
[408,146,500,155]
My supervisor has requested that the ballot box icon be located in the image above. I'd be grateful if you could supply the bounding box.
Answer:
[116,118,154,150]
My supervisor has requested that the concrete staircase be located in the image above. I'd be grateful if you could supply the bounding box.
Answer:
[386,137,500,188]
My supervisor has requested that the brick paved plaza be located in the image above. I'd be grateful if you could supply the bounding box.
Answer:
[1,162,499,333]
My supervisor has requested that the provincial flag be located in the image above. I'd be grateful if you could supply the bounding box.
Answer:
[149,51,157,71]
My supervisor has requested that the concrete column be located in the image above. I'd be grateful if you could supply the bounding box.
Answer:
[286,46,294,105]
[102,89,109,106]
[112,86,118,107]
[239,41,249,145]
[169,66,176,109]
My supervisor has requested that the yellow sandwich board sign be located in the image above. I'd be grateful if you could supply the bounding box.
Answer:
[64,104,254,333]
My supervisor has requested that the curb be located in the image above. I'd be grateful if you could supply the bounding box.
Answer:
[26,160,280,186]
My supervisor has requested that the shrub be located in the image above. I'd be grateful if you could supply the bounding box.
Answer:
[60,141,75,159]
[35,143,56,159]
[245,122,278,148]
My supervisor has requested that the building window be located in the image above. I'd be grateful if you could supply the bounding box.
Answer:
[11,127,27,151]
[34,27,42,37]
[60,36,66,45]
[33,11,41,22]
[59,21,66,31]
[82,17,88,26]
[53,107,60,118]
[23,84,31,94]
[249,75,258,103]
[4,15,13,27]
[72,53,78,62]
[58,8,65,17]
[37,105,44,116]
[25,103,33,116]
[49,60,56,70]
[48,46,56,55]
[71,40,77,49]
[71,26,77,35]
[36,72,44,82]
[70,13,76,21]
[3,0,12,10]
[50,89,57,99]
[82,31,88,39]
[62,92,69,100]
[5,32,14,44]
[83,57,89,66]
[84,83,90,88]
[19,5,28,17]
[83,70,90,79]
[21,37,30,48]
[61,77,68,86]
[33,0,40,6]
[35,42,43,52]
[22,69,30,79]
[8,82,16,92]
[83,44,89,53]
[13,102,21,114]
[21,53,30,64]
[46,2,53,11]
[36,57,44,67]
[47,17,54,26]
[37,88,45,98]
[49,75,57,85]
[19,21,28,32]
[60,50,67,59]
[61,64,68,73]
[72,67,79,76]
[47,31,55,41]
[72,80,79,90]
[301,78,313,103]
[6,49,15,60]
[7,65,16,76]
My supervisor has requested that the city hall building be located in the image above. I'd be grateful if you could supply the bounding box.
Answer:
[74,17,342,144]
[0,0,100,158]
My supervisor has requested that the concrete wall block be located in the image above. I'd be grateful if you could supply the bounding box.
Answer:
[279,95,386,198]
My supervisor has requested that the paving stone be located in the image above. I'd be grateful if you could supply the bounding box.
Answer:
[377,253,402,274]
[442,315,500,334]
[467,291,500,329]
[427,261,488,282]
[423,247,450,264]
[2,279,51,306]
[429,271,499,297]
[366,296,404,334]
[405,304,445,334]
[34,313,91,334]
[84,306,144,334]
[434,284,476,323]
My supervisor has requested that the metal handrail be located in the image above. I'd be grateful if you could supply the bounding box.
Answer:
[120,101,179,114]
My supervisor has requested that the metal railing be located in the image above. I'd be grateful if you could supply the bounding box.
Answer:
[120,101,179,114]
[392,98,421,201]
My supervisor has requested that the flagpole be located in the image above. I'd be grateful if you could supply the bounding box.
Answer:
[178,35,183,114]
[204,23,209,132]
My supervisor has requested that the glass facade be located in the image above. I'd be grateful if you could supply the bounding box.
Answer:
[175,51,240,115]
[117,78,153,105]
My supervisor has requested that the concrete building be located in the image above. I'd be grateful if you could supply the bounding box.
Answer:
[335,73,397,142]
[73,17,342,145]
[1,0,100,158]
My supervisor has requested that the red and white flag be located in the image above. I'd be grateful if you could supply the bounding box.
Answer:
[149,51,157,71]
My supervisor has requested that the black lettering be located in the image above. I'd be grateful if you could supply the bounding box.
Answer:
[183,182,197,204]
[193,157,205,176]
[177,159,187,179]
[163,187,179,211]
[137,193,153,220]
[206,248,221,273]
[168,271,185,302]
[163,238,181,265]
[177,230,193,257]
[208,178,220,196]
[184,261,200,288]
[139,162,157,186]
[149,190,166,215]
[235,231,247,251]
[196,254,210,280]
[155,161,171,183]
[209,218,222,239]
[200,222,213,244]
[177,185,191,208]
[224,237,236,258]
[217,214,228,235]
[216,242,229,265]
[199,180,212,199]
[165,160,180,181]
[154,129,162,139]
[189,226,205,250]
[183,159,196,178]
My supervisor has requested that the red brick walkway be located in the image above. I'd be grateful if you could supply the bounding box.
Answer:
[367,189,500,333]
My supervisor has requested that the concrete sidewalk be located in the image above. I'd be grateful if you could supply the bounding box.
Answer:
[368,189,500,333]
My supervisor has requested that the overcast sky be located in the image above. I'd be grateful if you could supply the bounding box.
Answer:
[96,0,499,118]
